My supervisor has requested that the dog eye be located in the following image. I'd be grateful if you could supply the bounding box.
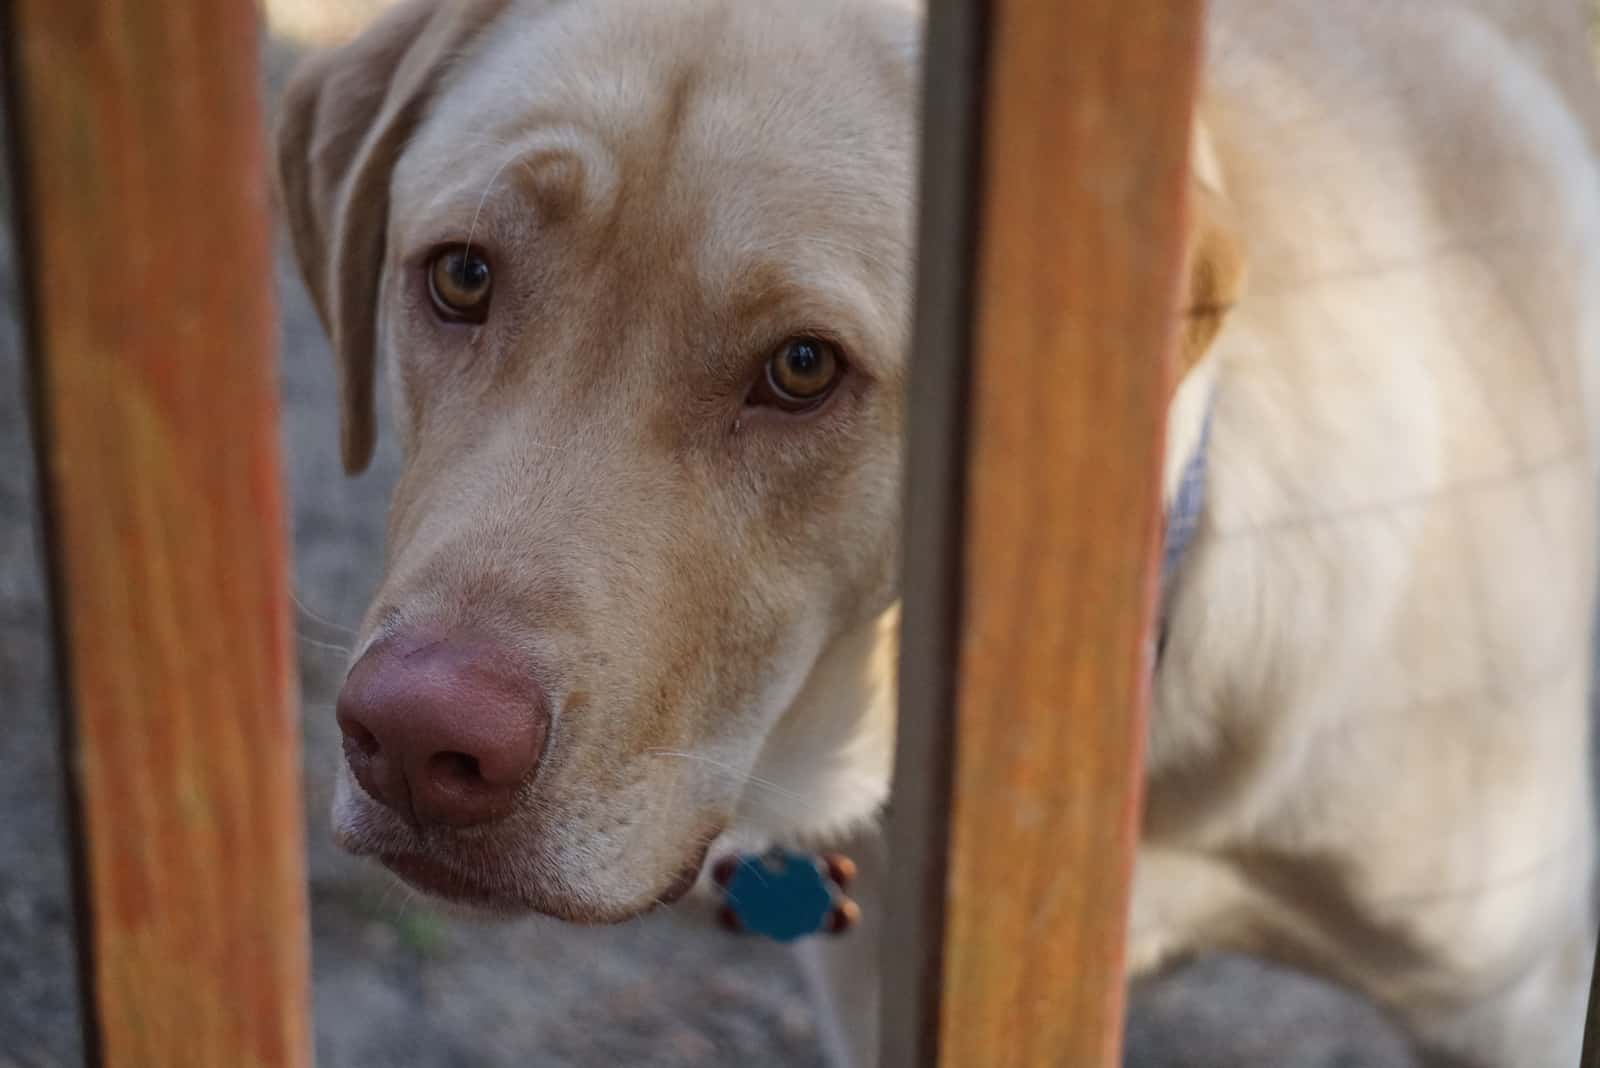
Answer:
[427,249,493,323]
[750,337,845,412]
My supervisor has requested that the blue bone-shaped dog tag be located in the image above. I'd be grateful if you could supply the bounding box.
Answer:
[720,849,839,943]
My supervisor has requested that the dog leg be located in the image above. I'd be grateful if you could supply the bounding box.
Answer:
[1402,922,1594,1068]
[1134,841,1595,1068]
[1128,844,1289,976]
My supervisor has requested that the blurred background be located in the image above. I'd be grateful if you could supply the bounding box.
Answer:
[0,3,1559,1066]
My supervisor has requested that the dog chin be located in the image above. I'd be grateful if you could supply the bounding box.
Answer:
[371,849,705,924]
[376,851,536,917]
[331,789,713,925]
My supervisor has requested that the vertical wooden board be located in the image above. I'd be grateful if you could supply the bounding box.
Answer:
[5,3,313,1066]
[882,0,987,1062]
[888,1,1204,1066]
[1583,937,1600,1067]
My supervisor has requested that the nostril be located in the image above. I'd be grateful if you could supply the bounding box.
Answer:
[427,750,484,787]
[340,718,381,760]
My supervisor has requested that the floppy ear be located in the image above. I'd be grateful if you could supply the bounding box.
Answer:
[274,0,510,474]
[1178,126,1245,379]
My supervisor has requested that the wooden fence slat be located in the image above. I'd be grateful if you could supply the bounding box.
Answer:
[4,3,313,1065]
[1582,937,1600,1066]
[885,2,1204,1065]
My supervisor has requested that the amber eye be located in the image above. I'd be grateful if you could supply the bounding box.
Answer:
[427,248,493,322]
[753,337,845,411]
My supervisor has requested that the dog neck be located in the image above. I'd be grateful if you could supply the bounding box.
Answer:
[732,361,1220,850]
[734,604,900,844]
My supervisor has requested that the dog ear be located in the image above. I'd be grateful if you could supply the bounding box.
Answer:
[1178,126,1245,379]
[274,0,510,474]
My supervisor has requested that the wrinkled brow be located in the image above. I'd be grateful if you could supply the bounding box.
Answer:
[407,125,620,239]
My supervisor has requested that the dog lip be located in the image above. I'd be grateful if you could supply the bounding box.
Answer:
[351,810,729,921]
[380,852,516,910]
[372,843,716,923]
[654,857,705,906]
[655,828,723,906]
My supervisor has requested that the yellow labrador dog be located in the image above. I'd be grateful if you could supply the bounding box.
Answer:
[276,1,1600,1064]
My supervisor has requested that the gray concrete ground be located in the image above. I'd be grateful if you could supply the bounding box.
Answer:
[0,29,1424,1068]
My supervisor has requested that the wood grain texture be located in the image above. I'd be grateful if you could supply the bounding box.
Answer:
[888,1,1204,1065]
[6,3,313,1065]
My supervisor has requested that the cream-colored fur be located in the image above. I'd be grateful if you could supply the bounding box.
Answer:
[275,1,1600,1065]
[1133,8,1600,1066]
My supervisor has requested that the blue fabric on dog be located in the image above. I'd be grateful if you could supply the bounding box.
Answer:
[1156,394,1215,658]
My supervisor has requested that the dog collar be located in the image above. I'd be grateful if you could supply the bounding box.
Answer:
[1156,393,1214,658]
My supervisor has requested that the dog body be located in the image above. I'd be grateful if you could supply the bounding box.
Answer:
[1129,7,1600,1066]
[277,1,1600,1064]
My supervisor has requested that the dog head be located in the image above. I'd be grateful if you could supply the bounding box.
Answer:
[275,0,1239,922]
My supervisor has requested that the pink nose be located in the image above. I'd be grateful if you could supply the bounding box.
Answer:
[335,634,549,828]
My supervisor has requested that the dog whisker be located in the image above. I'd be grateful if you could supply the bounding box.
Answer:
[297,633,354,657]
[290,588,358,635]
[644,748,812,805]
[462,152,531,260]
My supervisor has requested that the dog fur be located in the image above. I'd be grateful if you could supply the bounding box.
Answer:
[275,1,1600,1064]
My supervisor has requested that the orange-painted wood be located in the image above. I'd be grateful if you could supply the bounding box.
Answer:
[887,1,1204,1064]
[7,2,313,1064]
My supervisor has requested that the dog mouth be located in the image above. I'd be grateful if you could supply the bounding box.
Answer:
[339,793,719,923]
[334,766,723,923]
[373,847,708,923]
[378,852,525,913]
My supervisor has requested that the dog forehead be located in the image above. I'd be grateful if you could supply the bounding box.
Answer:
[393,0,918,350]
[403,0,918,200]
